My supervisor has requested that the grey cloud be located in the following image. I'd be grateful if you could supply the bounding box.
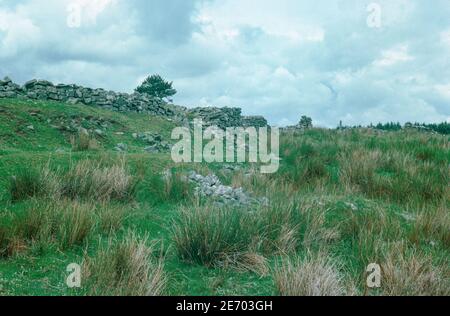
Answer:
[0,0,449,126]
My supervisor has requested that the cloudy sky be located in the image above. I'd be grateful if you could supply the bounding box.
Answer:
[0,0,449,126]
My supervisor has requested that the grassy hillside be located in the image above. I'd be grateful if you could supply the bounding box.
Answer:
[0,98,448,296]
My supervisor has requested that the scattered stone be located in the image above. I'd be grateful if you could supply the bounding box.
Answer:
[137,132,171,153]
[114,143,128,152]
[26,125,34,131]
[345,202,358,211]
[187,171,268,207]
[94,129,103,136]
[78,127,89,136]
[398,212,417,222]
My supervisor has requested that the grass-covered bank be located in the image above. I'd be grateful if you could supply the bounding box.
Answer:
[0,98,449,296]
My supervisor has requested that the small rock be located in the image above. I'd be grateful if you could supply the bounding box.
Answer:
[345,202,358,211]
[94,129,103,136]
[115,143,128,152]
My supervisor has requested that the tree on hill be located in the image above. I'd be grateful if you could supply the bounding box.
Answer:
[135,74,177,100]
[299,116,313,129]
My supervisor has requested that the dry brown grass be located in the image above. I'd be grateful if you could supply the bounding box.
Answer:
[408,203,450,249]
[380,243,450,296]
[11,200,97,250]
[2,199,127,255]
[62,159,137,202]
[83,233,166,296]
[10,159,137,203]
[274,253,347,296]
[71,131,99,152]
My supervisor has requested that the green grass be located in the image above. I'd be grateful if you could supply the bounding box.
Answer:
[0,98,449,296]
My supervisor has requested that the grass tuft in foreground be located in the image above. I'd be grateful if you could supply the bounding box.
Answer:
[82,232,166,296]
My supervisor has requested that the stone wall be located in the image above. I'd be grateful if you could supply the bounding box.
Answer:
[242,116,268,128]
[0,77,268,128]
[187,107,243,128]
[0,77,185,118]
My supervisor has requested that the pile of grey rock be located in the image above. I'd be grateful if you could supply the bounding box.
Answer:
[187,107,268,129]
[132,132,171,153]
[0,77,21,98]
[187,107,243,129]
[242,116,268,127]
[187,171,268,207]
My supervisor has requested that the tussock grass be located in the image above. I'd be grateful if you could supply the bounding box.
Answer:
[62,160,137,202]
[0,200,127,256]
[338,148,448,204]
[146,169,191,204]
[13,200,96,250]
[408,203,450,249]
[83,233,165,296]
[71,132,99,152]
[254,197,303,254]
[379,243,449,296]
[9,166,61,202]
[173,205,256,267]
[9,160,137,203]
[274,253,348,296]
[0,226,10,257]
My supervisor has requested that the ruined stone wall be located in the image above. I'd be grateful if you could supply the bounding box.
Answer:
[242,116,268,128]
[0,77,184,117]
[187,107,243,128]
[0,77,268,128]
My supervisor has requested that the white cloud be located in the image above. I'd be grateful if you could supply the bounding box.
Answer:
[434,84,450,99]
[0,10,40,58]
[373,44,414,67]
[0,0,449,126]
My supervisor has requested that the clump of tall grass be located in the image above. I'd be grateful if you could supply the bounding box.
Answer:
[0,225,10,257]
[145,169,192,205]
[83,233,165,296]
[254,197,303,254]
[379,243,449,296]
[274,253,348,296]
[408,203,450,249]
[1,200,127,256]
[338,148,448,204]
[279,138,340,186]
[173,205,256,267]
[71,131,99,152]
[62,160,137,202]
[9,160,137,203]
[97,202,129,234]
[13,200,96,250]
[9,166,61,202]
